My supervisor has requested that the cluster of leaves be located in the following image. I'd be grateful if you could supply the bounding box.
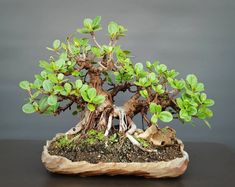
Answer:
[108,21,127,40]
[80,86,105,111]
[137,138,151,148]
[19,34,106,114]
[149,103,173,123]
[56,135,75,148]
[112,53,214,126]
[19,75,105,114]
[84,129,105,145]
[176,74,214,125]
[108,133,118,144]
[77,16,102,34]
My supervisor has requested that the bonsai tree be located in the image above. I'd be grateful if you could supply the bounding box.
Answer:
[19,16,214,149]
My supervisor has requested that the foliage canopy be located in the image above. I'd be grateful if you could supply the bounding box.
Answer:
[19,16,214,129]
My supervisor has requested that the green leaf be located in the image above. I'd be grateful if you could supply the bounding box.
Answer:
[186,74,198,87]
[19,81,30,90]
[80,84,88,92]
[148,72,156,82]
[33,79,43,89]
[159,111,173,122]
[38,96,48,111]
[57,73,64,80]
[108,21,119,36]
[146,61,152,69]
[139,89,148,98]
[48,74,58,83]
[204,99,215,107]
[151,114,158,124]
[39,60,53,71]
[195,83,204,92]
[91,46,102,57]
[22,103,35,113]
[154,84,164,94]
[92,16,101,27]
[83,18,93,29]
[53,85,64,93]
[200,93,207,102]
[92,95,105,104]
[177,80,185,89]
[53,39,61,49]
[59,52,68,60]
[180,109,188,119]
[176,98,184,109]
[149,102,162,113]
[81,90,90,102]
[75,79,83,89]
[135,63,143,74]
[55,59,65,69]
[155,64,167,73]
[180,109,192,122]
[77,28,90,34]
[188,106,197,116]
[205,108,213,118]
[40,70,47,79]
[42,80,53,92]
[87,88,97,100]
[72,70,80,77]
[47,95,57,106]
[32,91,40,99]
[47,103,59,113]
[87,103,96,111]
[64,83,72,93]
[73,37,80,46]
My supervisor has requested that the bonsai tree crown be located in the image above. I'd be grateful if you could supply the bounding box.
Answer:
[19,16,214,129]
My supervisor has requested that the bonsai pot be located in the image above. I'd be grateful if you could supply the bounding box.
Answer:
[41,127,189,179]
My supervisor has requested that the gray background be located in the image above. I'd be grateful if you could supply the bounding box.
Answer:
[0,0,234,149]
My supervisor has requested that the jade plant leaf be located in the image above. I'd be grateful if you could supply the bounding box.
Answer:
[22,103,35,113]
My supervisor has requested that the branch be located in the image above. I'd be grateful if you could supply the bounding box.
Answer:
[169,89,180,98]
[110,82,133,97]
[55,101,74,115]
[91,32,101,48]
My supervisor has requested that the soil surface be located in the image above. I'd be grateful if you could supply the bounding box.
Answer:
[48,133,183,163]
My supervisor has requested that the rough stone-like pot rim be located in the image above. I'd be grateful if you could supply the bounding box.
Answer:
[41,133,189,178]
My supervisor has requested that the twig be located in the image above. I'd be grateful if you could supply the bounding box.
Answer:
[91,32,101,48]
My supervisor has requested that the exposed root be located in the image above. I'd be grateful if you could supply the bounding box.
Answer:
[66,111,91,135]
[126,116,137,135]
[66,104,160,154]
[125,133,158,153]
[104,114,113,136]
[66,121,83,135]
[113,106,128,132]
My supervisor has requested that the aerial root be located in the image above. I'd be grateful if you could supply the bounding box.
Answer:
[115,106,127,132]
[125,133,158,153]
[104,114,113,136]
[66,106,157,153]
[125,117,157,153]
[126,116,137,135]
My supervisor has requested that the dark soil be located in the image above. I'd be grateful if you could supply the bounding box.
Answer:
[48,133,183,164]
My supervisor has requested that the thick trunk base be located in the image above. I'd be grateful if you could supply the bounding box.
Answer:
[41,133,189,178]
